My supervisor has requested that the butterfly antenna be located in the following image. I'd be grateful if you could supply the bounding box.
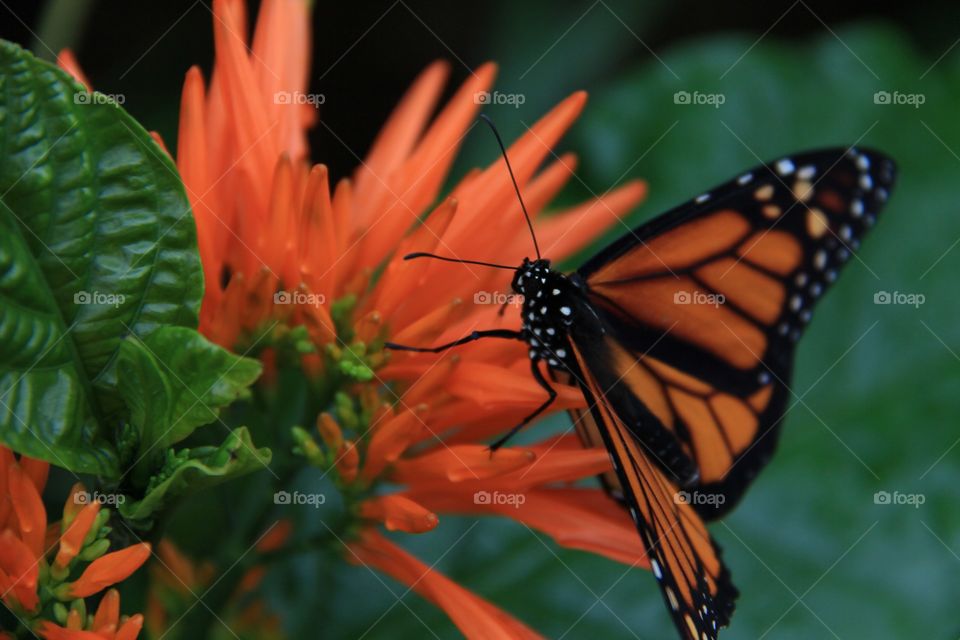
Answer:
[479,114,541,260]
[403,252,515,270]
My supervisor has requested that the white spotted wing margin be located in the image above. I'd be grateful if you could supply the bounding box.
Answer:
[563,341,737,640]
[573,147,897,520]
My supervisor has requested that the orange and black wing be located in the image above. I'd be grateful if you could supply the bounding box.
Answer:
[565,339,737,640]
[574,147,895,518]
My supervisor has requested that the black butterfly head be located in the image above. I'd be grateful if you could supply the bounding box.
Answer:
[510,257,553,296]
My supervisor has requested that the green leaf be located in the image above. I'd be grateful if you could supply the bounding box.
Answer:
[0,40,202,474]
[119,427,272,525]
[117,326,262,462]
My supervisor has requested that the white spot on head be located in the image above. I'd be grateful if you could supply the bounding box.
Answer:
[776,158,796,176]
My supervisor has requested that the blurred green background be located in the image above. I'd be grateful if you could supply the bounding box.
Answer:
[4,1,959,638]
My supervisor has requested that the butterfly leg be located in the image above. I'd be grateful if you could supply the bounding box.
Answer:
[385,329,522,354]
[489,361,557,452]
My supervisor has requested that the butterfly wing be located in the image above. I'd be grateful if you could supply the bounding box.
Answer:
[562,332,737,640]
[573,147,895,518]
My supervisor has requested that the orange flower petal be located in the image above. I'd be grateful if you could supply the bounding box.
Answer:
[414,487,650,568]
[537,179,648,260]
[18,456,48,494]
[8,462,47,557]
[335,441,360,483]
[62,483,88,527]
[392,445,534,484]
[68,543,151,598]
[360,495,438,533]
[92,588,120,632]
[0,529,39,611]
[116,615,144,640]
[362,406,426,481]
[36,621,102,640]
[56,49,91,90]
[349,530,541,639]
[256,519,292,553]
[55,503,100,569]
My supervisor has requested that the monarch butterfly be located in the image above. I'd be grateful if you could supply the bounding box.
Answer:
[387,116,896,639]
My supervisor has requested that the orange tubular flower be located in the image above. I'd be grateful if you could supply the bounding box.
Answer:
[0,448,149,639]
[161,0,653,636]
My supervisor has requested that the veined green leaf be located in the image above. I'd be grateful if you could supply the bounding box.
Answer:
[0,39,202,475]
